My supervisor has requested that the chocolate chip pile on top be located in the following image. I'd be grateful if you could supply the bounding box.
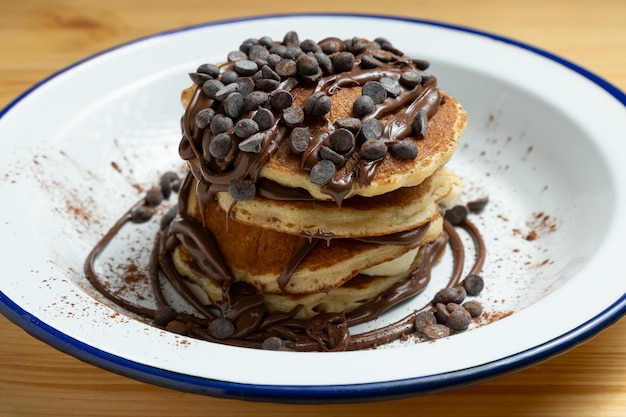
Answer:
[187,31,436,201]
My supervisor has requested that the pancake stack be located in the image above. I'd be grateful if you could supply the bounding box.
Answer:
[168,32,467,321]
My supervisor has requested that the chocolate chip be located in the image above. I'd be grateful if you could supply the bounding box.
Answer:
[412,110,428,139]
[432,287,467,306]
[319,37,345,54]
[259,64,280,81]
[248,44,270,62]
[228,178,256,201]
[345,37,368,54]
[360,139,387,160]
[310,159,335,185]
[214,82,239,101]
[362,118,383,140]
[446,308,472,331]
[445,204,469,225]
[208,133,233,158]
[220,70,238,85]
[289,127,310,154]
[380,77,401,97]
[420,71,434,84]
[169,175,182,193]
[238,38,257,54]
[282,106,304,128]
[144,186,163,207]
[234,60,258,76]
[269,89,293,110]
[262,336,285,350]
[283,31,300,46]
[434,303,450,324]
[391,140,418,159]
[234,118,259,138]
[235,77,255,97]
[275,58,297,78]
[421,323,450,339]
[315,52,333,74]
[304,91,331,117]
[462,300,484,318]
[208,317,235,339]
[360,55,384,69]
[130,206,153,223]
[336,118,362,133]
[297,53,320,76]
[269,44,287,57]
[353,95,375,117]
[159,171,180,198]
[202,79,225,99]
[153,306,177,326]
[300,68,323,83]
[238,133,264,153]
[446,302,464,312]
[209,114,233,134]
[253,107,274,131]
[283,47,303,60]
[467,196,489,213]
[373,51,394,63]
[189,72,213,85]
[195,108,215,129]
[412,58,430,70]
[223,92,244,118]
[244,91,269,111]
[319,146,344,165]
[378,39,403,56]
[373,36,390,46]
[462,274,485,296]
[400,70,422,89]
[258,36,274,48]
[299,39,321,53]
[255,78,279,92]
[329,128,355,154]
[414,311,437,332]
[333,51,355,73]
[227,50,247,62]
[362,81,387,104]
[253,58,269,68]
[197,63,220,78]
[267,53,282,69]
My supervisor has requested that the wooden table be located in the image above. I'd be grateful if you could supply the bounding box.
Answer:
[1,0,625,415]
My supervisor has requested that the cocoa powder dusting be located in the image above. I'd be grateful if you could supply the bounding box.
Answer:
[513,211,557,242]
[110,161,122,173]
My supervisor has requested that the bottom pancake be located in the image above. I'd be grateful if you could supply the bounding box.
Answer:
[172,238,442,320]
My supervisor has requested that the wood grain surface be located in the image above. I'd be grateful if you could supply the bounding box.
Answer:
[1,1,625,416]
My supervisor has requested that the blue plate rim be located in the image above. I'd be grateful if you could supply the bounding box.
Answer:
[1,12,625,403]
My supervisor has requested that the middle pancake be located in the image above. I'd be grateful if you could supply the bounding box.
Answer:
[216,166,461,238]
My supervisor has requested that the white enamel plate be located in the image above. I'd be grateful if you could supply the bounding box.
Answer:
[1,14,625,403]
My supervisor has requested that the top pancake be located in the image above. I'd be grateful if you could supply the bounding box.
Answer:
[178,34,467,205]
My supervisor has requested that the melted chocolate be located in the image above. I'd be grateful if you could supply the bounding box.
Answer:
[84,174,486,352]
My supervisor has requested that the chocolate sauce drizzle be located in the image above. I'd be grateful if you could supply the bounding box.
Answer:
[84,172,486,352]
